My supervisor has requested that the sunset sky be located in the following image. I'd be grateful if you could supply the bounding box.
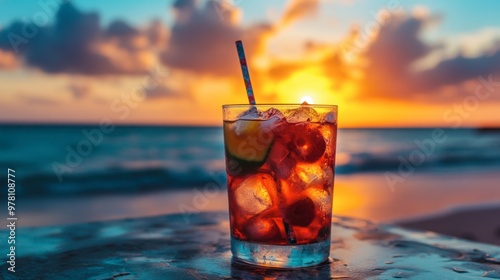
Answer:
[1,0,500,127]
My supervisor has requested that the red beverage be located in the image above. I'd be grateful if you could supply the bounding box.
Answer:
[223,104,337,267]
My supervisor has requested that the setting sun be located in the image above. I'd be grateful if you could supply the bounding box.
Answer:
[300,95,314,104]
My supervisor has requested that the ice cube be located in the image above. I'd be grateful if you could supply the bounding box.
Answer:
[280,173,306,197]
[296,163,322,185]
[284,106,320,123]
[323,167,334,187]
[242,216,282,242]
[234,174,276,214]
[295,163,333,187]
[276,156,296,179]
[234,108,283,136]
[303,188,331,214]
[266,141,297,179]
[322,112,336,123]
[267,141,289,164]
[237,106,262,120]
[260,115,282,133]
[233,120,255,136]
[261,107,284,120]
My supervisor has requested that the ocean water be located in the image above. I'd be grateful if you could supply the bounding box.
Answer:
[1,125,500,198]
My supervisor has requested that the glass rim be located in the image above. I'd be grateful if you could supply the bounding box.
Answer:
[222,103,338,109]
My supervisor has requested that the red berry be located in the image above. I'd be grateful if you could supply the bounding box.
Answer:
[290,126,326,163]
[286,197,315,227]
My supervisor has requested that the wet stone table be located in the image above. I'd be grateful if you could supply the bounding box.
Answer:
[1,212,499,279]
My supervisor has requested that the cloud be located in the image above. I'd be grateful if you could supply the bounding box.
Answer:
[157,0,325,102]
[146,19,170,49]
[358,13,500,101]
[357,15,435,100]
[19,94,59,106]
[143,85,184,99]
[0,3,159,75]
[0,49,18,69]
[249,10,500,103]
[68,82,92,99]
[173,0,196,10]
[414,49,500,92]
[1,1,500,106]
[0,0,328,80]
[280,0,320,26]
[106,19,139,38]
[160,0,273,77]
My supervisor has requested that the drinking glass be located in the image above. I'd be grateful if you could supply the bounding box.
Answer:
[222,104,338,268]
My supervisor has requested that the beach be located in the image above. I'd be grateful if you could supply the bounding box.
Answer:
[401,206,500,245]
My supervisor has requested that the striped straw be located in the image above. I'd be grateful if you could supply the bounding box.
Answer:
[235,40,297,244]
[235,40,256,105]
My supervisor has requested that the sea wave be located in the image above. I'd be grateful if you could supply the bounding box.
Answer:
[2,126,500,197]
[13,148,500,197]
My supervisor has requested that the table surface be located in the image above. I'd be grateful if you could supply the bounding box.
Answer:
[1,212,499,279]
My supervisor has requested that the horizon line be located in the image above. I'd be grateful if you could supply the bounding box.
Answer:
[0,121,499,130]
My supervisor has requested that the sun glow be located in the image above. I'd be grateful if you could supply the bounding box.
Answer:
[300,95,314,104]
[271,68,333,104]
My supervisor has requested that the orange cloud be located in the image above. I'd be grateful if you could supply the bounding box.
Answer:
[160,0,272,77]
[280,0,320,27]
[0,49,18,69]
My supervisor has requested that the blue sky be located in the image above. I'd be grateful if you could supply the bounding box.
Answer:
[2,0,500,35]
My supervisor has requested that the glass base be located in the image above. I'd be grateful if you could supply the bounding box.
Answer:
[231,236,331,268]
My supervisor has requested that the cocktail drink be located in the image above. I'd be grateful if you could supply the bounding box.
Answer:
[222,104,337,268]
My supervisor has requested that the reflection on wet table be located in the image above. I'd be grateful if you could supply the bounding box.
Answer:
[2,212,499,279]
